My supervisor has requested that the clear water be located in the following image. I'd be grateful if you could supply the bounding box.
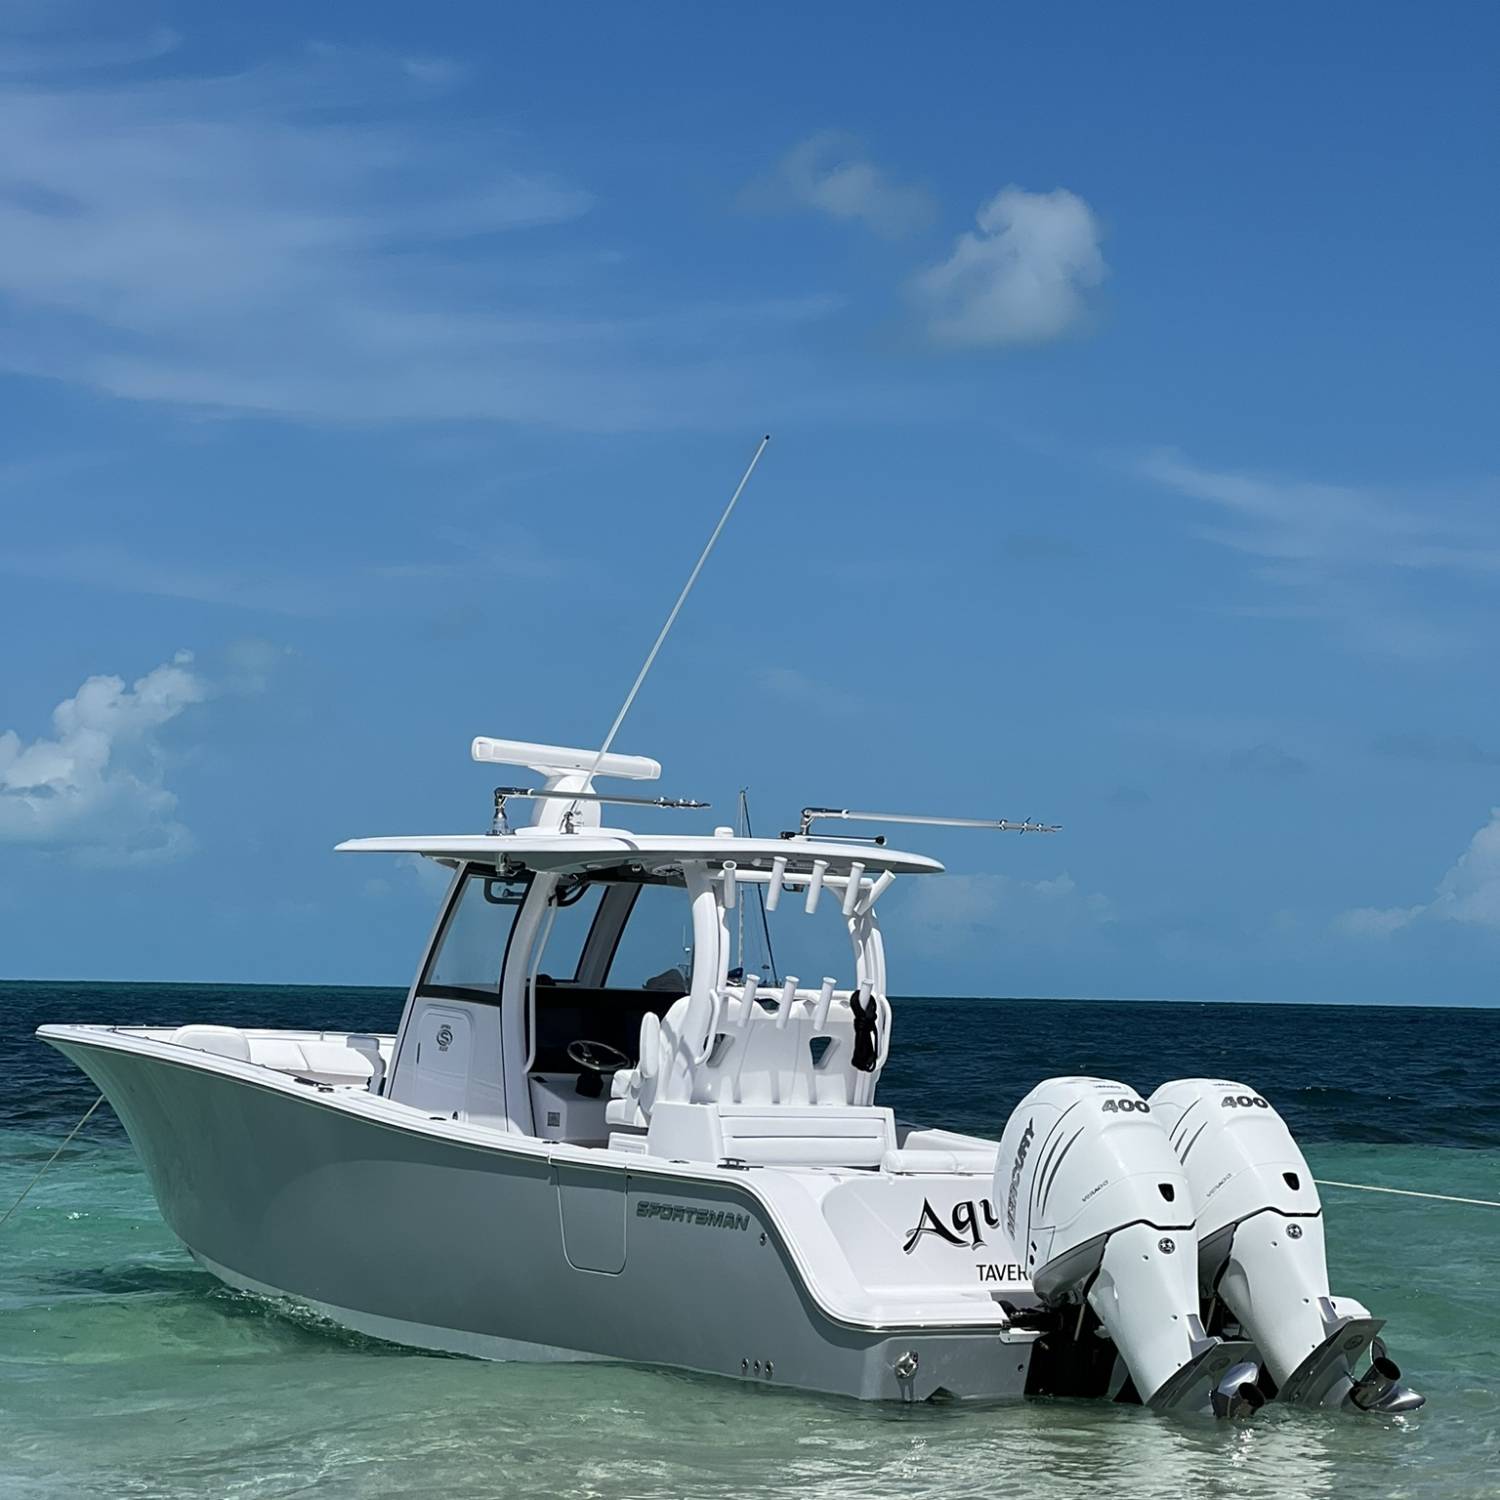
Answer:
[3,982,1498,1499]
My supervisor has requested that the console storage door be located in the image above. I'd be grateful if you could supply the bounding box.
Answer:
[409,1003,474,1118]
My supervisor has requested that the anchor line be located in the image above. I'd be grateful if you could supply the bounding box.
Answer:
[1314,1178,1500,1209]
[0,1093,106,1232]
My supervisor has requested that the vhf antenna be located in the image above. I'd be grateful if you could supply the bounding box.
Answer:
[582,435,771,788]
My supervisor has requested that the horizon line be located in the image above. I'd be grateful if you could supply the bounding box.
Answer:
[1,977,1494,1012]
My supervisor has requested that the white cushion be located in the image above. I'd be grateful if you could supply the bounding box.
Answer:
[647,1100,896,1166]
[169,1025,252,1063]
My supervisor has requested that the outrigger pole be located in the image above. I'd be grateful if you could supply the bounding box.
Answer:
[796,807,1061,838]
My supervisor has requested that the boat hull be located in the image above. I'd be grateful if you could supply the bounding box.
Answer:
[44,1031,1026,1402]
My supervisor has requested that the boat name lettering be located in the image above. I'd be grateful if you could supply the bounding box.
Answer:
[904,1194,1003,1254]
[636,1200,751,1232]
[977,1262,1027,1283]
[1004,1118,1036,1238]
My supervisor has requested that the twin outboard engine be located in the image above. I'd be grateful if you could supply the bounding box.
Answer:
[993,1077,1257,1412]
[1150,1078,1423,1412]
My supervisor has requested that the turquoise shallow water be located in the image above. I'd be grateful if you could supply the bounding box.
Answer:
[3,983,1498,1499]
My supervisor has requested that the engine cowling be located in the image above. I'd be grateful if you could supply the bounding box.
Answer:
[1150,1078,1422,1410]
[994,1076,1254,1410]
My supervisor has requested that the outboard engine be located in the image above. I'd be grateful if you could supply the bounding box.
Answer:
[994,1077,1258,1412]
[1150,1079,1423,1411]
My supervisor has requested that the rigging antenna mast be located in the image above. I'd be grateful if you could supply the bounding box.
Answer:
[584,435,771,786]
[740,787,779,984]
[735,787,748,971]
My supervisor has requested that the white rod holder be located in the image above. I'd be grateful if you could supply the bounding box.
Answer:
[721,861,737,909]
[814,977,835,1031]
[805,860,828,915]
[738,975,760,1026]
[862,868,896,911]
[777,976,799,1030]
[766,855,787,911]
[841,862,866,917]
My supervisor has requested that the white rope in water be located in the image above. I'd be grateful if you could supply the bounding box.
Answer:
[1316,1178,1500,1209]
[0,1093,106,1232]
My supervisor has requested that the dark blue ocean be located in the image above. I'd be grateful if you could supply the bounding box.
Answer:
[3,982,1498,1499]
[7,981,1498,1146]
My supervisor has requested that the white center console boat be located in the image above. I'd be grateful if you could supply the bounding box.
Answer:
[39,735,1421,1416]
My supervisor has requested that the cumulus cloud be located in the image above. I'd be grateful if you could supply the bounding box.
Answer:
[912,186,1107,347]
[1336,808,1500,938]
[0,652,209,864]
[741,132,934,237]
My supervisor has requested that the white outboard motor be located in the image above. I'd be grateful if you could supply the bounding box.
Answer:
[994,1077,1258,1412]
[1150,1079,1423,1411]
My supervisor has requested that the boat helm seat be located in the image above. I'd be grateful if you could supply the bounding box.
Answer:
[605,985,883,1130]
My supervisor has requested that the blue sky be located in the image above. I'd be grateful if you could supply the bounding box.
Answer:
[1,2,1497,1003]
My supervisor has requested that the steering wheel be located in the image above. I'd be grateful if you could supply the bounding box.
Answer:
[567,1039,631,1075]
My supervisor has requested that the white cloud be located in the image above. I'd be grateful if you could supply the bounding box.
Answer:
[1140,449,1500,659]
[0,36,837,428]
[912,186,1107,347]
[398,852,455,899]
[0,652,210,864]
[895,869,1116,954]
[1140,450,1500,573]
[742,132,933,237]
[0,520,575,616]
[0,544,349,616]
[1336,808,1500,938]
[0,23,181,75]
[1335,904,1424,939]
[1433,814,1500,927]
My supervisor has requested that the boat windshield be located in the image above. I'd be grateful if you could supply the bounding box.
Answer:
[422,869,531,998]
[596,881,694,990]
[527,872,694,1073]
